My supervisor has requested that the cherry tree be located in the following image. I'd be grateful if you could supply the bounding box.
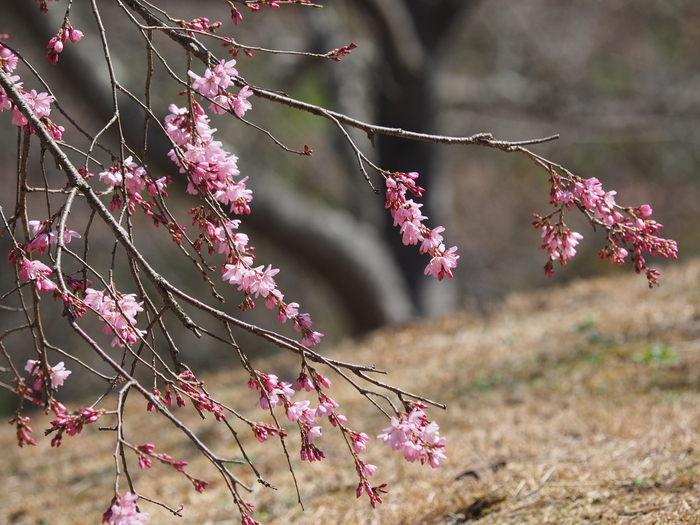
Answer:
[0,1,677,523]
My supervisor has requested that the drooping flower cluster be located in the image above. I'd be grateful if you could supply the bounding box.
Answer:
[247,366,418,507]
[98,156,172,211]
[83,288,145,348]
[46,20,83,64]
[164,73,324,348]
[188,203,322,347]
[248,369,343,461]
[48,402,106,447]
[222,256,323,347]
[377,403,446,469]
[18,359,72,408]
[9,415,37,448]
[187,58,253,117]
[228,0,316,21]
[8,363,73,434]
[165,101,253,214]
[536,221,584,268]
[4,219,82,297]
[0,44,64,140]
[35,0,61,14]
[102,493,149,525]
[534,172,678,286]
[385,171,459,280]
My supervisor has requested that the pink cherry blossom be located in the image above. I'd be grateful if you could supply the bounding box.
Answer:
[49,362,72,387]
[27,220,81,254]
[68,27,83,43]
[539,173,676,284]
[188,68,220,98]
[165,102,252,215]
[294,370,315,392]
[350,431,370,453]
[419,226,444,255]
[231,86,253,118]
[84,288,145,347]
[24,359,72,390]
[0,45,19,72]
[424,245,459,281]
[314,393,339,418]
[18,258,56,291]
[102,493,149,525]
[300,329,323,348]
[276,300,299,323]
[248,372,295,410]
[10,415,37,447]
[539,223,583,264]
[286,400,314,422]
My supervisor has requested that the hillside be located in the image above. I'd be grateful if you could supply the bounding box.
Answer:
[3,259,700,524]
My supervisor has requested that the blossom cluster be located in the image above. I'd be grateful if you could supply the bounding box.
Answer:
[223,255,324,347]
[46,20,83,64]
[0,44,64,140]
[9,359,99,450]
[98,156,172,213]
[173,370,226,422]
[385,171,459,280]
[225,0,317,27]
[377,404,446,468]
[83,288,146,348]
[27,219,81,255]
[236,0,314,15]
[249,369,364,460]
[9,415,37,448]
[248,369,333,462]
[7,225,93,322]
[16,256,57,292]
[35,0,61,14]
[187,58,253,117]
[5,218,82,293]
[168,100,323,347]
[247,366,440,506]
[48,402,106,447]
[165,101,252,214]
[102,493,149,525]
[8,361,72,432]
[24,359,72,391]
[534,173,678,286]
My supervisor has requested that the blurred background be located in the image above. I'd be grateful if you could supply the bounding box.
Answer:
[1,0,699,402]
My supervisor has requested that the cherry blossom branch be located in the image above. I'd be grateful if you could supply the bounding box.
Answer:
[123,0,562,153]
[1,3,677,523]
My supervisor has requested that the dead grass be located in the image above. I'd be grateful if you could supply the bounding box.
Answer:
[3,259,700,524]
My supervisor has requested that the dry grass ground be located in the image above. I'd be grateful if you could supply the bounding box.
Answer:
[3,259,700,524]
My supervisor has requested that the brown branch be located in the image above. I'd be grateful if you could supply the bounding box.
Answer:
[120,0,560,151]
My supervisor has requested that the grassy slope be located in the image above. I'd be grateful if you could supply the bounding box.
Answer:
[3,259,700,524]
